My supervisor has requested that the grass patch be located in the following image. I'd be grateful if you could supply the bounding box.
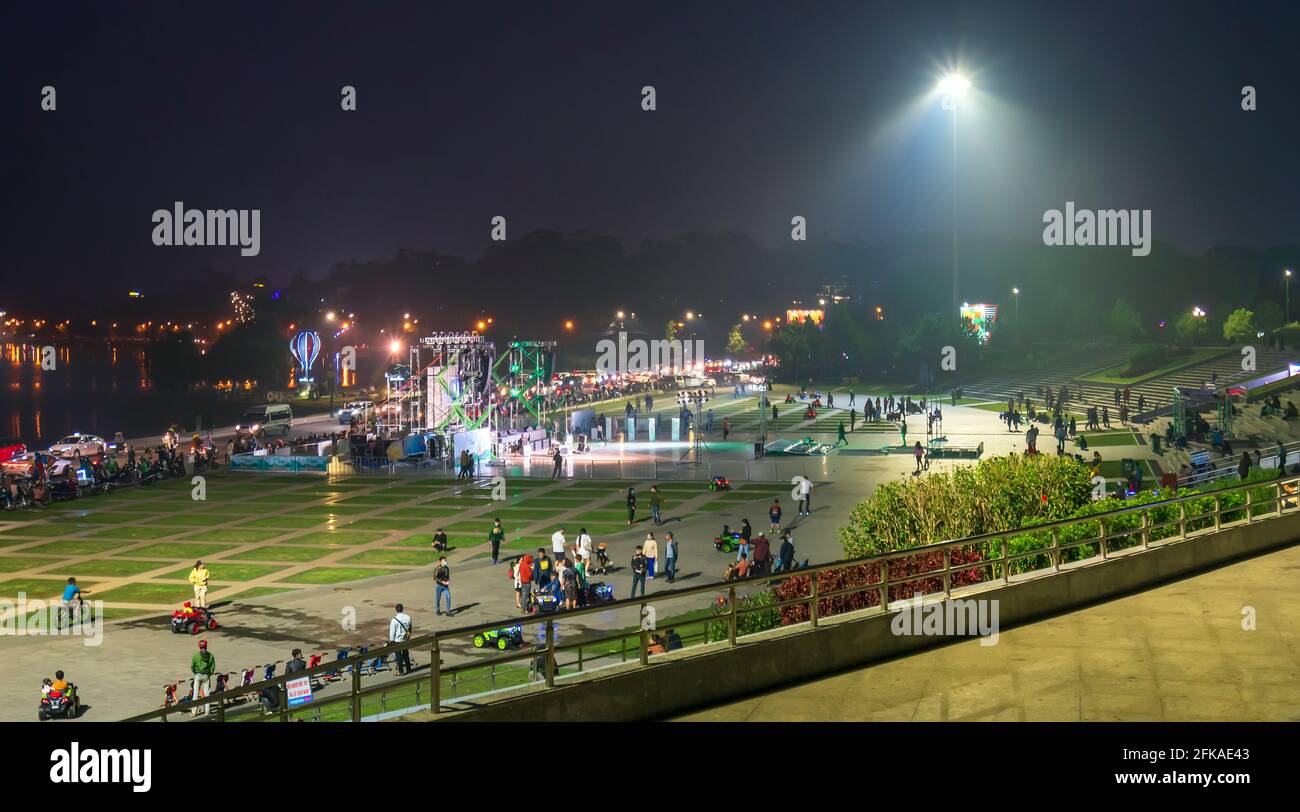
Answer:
[160,563,283,581]
[26,539,134,556]
[65,558,172,577]
[1077,431,1139,448]
[224,586,295,601]
[237,516,328,530]
[288,530,392,546]
[226,545,334,562]
[341,549,432,566]
[0,577,82,598]
[87,526,177,541]
[0,523,85,537]
[181,529,287,544]
[0,555,68,572]
[115,542,238,559]
[281,567,404,585]
[92,582,194,604]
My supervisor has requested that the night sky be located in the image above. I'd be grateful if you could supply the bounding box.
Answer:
[4,0,1299,304]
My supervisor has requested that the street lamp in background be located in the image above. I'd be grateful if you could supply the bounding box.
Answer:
[1286,269,1293,324]
[939,72,971,317]
[1012,287,1020,343]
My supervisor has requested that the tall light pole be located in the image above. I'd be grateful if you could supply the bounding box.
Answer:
[1012,287,1020,343]
[1286,268,1293,324]
[939,73,971,317]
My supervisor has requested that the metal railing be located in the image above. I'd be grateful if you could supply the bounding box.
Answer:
[315,456,822,483]
[123,473,1300,722]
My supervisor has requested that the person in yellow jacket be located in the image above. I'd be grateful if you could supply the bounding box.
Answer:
[188,560,211,608]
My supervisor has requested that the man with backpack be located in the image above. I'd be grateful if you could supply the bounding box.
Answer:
[389,603,413,675]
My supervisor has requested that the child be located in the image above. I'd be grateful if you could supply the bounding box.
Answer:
[41,677,53,696]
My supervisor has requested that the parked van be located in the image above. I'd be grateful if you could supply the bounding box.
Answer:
[236,404,293,437]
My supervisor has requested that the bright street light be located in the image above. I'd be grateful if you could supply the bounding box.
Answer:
[938,73,971,96]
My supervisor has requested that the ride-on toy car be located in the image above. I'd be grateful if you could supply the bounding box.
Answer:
[714,529,743,553]
[170,602,218,635]
[39,684,79,720]
[708,475,731,491]
[473,625,525,650]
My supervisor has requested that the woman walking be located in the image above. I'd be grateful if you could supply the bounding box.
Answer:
[626,487,637,526]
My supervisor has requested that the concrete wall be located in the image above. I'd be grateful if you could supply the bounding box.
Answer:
[414,512,1300,723]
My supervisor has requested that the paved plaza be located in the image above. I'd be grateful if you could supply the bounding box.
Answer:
[0,386,1181,720]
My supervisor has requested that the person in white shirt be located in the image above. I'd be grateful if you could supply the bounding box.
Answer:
[577,528,593,568]
[551,527,567,557]
[798,478,813,516]
[388,603,413,675]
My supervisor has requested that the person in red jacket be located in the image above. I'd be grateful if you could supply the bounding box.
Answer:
[516,552,534,612]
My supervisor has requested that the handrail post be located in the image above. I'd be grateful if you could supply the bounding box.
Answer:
[1213,495,1221,531]
[1246,488,1254,523]
[1098,518,1108,560]
[942,545,952,597]
[727,585,738,646]
[1001,536,1010,582]
[544,619,556,687]
[639,601,650,666]
[880,561,890,612]
[809,571,820,628]
[351,666,361,722]
[1179,501,1187,538]
[1140,509,1150,549]
[430,638,441,715]
[1051,527,1061,571]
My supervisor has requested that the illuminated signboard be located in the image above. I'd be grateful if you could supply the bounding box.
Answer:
[786,309,824,326]
[959,303,999,345]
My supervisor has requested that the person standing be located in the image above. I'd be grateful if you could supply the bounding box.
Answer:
[389,603,413,675]
[643,532,659,579]
[188,560,210,609]
[626,487,637,525]
[190,639,216,716]
[551,526,567,559]
[798,477,813,516]
[560,557,579,610]
[775,531,795,573]
[434,557,452,616]
[769,498,783,534]
[849,389,855,407]
[900,416,907,447]
[914,441,924,472]
[517,550,534,611]
[1238,449,1252,482]
[737,519,752,562]
[577,527,593,572]
[487,518,504,564]
[286,648,307,675]
[630,546,648,598]
[649,486,664,526]
[722,417,730,440]
[551,446,563,479]
[664,531,678,583]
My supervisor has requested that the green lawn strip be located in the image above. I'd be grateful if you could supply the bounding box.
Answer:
[331,495,417,506]
[283,530,392,546]
[305,503,383,515]
[29,538,137,556]
[224,545,334,562]
[55,558,169,578]
[223,586,297,601]
[92,581,194,604]
[485,508,567,521]
[0,577,88,599]
[1081,346,1227,385]
[1077,432,1139,448]
[340,517,429,531]
[281,567,405,585]
[510,499,604,511]
[502,535,550,553]
[1096,460,1154,479]
[423,497,495,509]
[368,507,465,519]
[0,523,87,537]
[441,522,500,536]
[181,529,288,544]
[114,542,239,559]
[86,526,181,541]
[384,535,441,548]
[237,516,328,530]
[158,564,284,582]
[340,549,432,566]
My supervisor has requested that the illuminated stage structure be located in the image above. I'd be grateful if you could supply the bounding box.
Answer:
[378,332,495,436]
[491,340,558,433]
[377,333,558,442]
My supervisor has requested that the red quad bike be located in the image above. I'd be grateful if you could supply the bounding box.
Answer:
[39,684,80,720]
[170,603,219,635]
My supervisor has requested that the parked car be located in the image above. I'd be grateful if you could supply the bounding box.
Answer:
[0,437,26,463]
[48,433,106,458]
